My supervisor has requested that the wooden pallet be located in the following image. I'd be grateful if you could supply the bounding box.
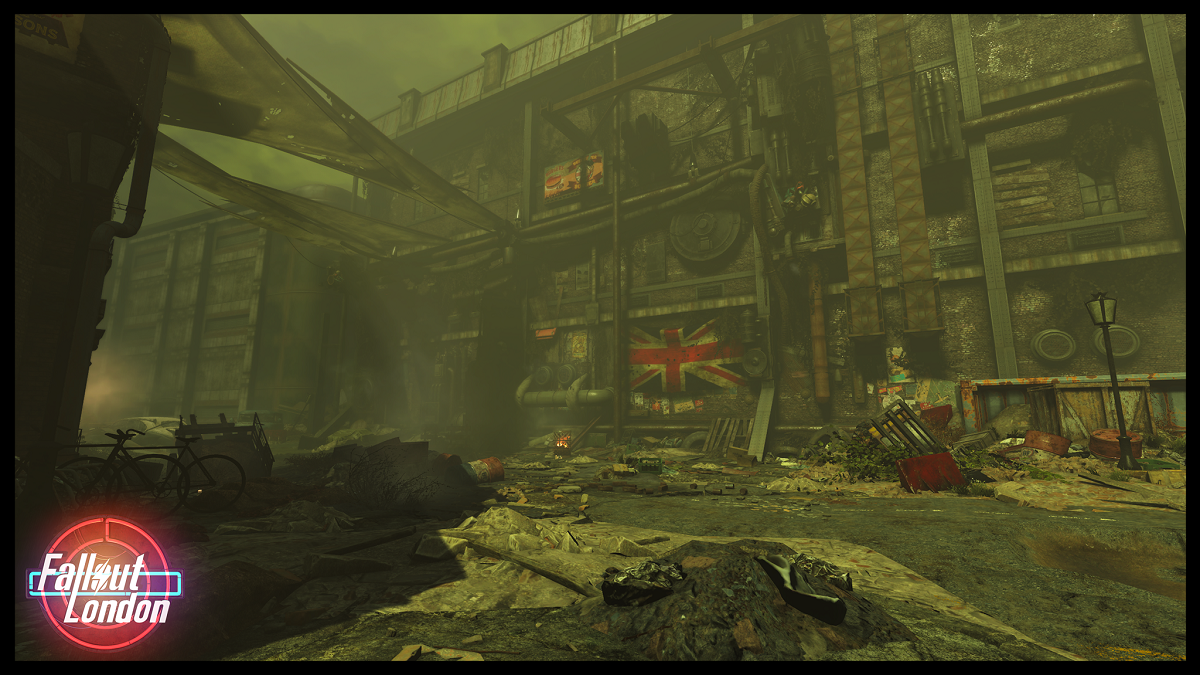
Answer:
[700,418,754,459]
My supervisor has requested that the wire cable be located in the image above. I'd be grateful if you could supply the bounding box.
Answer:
[667,51,750,139]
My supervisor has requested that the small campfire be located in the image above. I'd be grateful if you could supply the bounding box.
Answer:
[554,433,571,449]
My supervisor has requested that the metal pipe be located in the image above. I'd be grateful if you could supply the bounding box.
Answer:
[612,63,624,444]
[521,388,615,407]
[56,15,172,447]
[810,260,830,404]
[961,79,1153,138]
[515,373,535,409]
[748,164,792,341]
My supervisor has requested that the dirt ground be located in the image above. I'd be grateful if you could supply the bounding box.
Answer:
[15,442,1186,661]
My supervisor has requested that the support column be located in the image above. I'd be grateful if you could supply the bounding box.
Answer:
[611,43,625,444]
[1140,14,1186,233]
[952,14,1018,378]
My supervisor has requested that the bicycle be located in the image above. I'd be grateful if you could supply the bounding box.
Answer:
[54,429,191,519]
[160,434,247,513]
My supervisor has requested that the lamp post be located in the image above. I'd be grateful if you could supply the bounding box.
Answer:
[1084,292,1141,471]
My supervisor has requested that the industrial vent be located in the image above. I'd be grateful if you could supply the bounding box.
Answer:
[1068,226,1123,252]
[628,294,650,309]
[696,283,724,301]
[935,245,978,268]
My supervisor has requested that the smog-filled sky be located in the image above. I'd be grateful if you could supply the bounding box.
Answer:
[118,14,580,226]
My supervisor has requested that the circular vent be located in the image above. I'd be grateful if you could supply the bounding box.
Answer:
[533,365,555,386]
[1091,325,1141,358]
[670,211,741,261]
[1031,329,1076,362]
[556,363,578,386]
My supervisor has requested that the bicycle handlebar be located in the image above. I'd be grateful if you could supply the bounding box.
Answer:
[103,428,146,441]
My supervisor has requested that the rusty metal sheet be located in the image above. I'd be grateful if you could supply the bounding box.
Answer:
[884,75,933,283]
[825,14,855,54]
[621,14,656,34]
[876,27,910,79]
[436,78,464,117]
[1058,389,1106,442]
[562,16,591,62]
[532,29,564,75]
[416,87,441,124]
[457,68,483,107]
[504,43,535,85]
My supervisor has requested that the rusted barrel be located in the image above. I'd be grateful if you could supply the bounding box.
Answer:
[1021,430,1071,457]
[430,453,462,478]
[1088,429,1142,460]
[452,457,505,485]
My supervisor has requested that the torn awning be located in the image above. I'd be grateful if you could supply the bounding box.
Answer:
[153,131,447,258]
[159,14,512,236]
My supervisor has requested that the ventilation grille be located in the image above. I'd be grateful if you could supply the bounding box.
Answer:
[628,294,650,308]
[1068,226,1123,252]
[696,283,724,301]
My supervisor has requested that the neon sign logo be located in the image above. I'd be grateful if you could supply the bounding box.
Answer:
[26,516,184,652]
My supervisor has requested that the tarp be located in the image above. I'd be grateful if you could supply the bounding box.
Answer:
[159,14,512,238]
[153,132,446,258]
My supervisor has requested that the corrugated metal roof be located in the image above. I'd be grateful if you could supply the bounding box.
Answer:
[371,14,681,138]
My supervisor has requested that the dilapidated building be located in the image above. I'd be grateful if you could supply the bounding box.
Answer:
[89,14,1186,458]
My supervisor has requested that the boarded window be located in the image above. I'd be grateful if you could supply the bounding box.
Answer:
[204,313,249,334]
[125,325,156,345]
[134,247,167,270]
[215,228,259,250]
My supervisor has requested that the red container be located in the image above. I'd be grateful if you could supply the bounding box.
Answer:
[1088,429,1142,461]
[1020,430,1071,457]
[919,405,953,429]
[895,452,967,493]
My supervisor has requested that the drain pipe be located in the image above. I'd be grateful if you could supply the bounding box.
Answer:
[810,260,830,405]
[56,15,172,446]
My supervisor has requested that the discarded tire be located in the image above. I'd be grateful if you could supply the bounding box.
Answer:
[681,431,708,451]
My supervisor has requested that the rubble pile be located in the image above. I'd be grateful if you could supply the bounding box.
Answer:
[571,539,917,660]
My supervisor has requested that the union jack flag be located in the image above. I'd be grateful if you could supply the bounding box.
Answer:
[628,319,746,392]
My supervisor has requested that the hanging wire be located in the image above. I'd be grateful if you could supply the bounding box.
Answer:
[284,235,328,269]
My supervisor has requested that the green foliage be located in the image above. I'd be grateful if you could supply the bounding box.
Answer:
[1105,470,1132,483]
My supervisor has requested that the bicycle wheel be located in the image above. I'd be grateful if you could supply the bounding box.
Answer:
[55,456,114,511]
[182,454,246,513]
[106,454,189,518]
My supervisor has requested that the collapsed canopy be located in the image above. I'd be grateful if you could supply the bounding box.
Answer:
[158,14,512,250]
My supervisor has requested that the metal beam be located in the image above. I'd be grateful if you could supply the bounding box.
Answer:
[541,104,594,151]
[634,85,723,97]
[1140,14,1186,234]
[550,14,799,115]
[953,14,1018,379]
[699,39,739,98]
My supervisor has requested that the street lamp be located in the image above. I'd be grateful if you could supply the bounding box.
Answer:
[1084,291,1141,471]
